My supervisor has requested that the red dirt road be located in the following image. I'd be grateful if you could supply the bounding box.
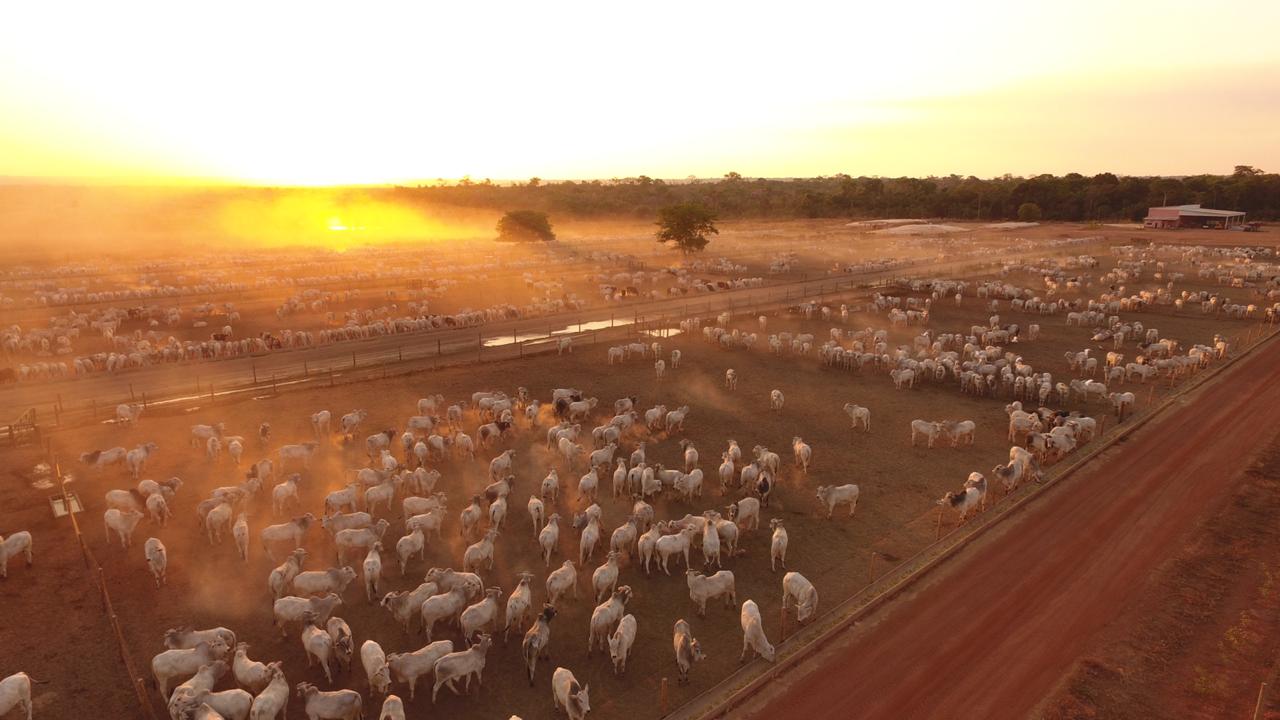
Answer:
[743,334,1280,720]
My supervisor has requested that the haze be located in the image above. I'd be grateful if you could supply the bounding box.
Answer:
[3,0,1279,185]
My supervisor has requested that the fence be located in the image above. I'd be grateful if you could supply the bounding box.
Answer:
[53,455,161,720]
[15,246,1275,436]
[6,241,1062,403]
[668,318,1280,720]
[0,407,39,447]
[26,272,914,432]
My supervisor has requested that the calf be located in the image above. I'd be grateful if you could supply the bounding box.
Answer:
[521,605,556,686]
[910,419,944,448]
[360,640,392,697]
[782,572,819,624]
[608,613,638,676]
[552,667,592,720]
[0,531,33,578]
[815,484,859,518]
[387,640,453,701]
[431,634,493,703]
[0,672,38,720]
[296,683,362,720]
[740,599,775,662]
[144,537,167,588]
[104,508,144,548]
[686,569,736,616]
[588,586,633,655]
[672,619,706,684]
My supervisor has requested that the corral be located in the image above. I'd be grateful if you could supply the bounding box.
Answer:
[1,222,1277,720]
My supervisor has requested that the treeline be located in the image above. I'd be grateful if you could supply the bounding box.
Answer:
[386,167,1280,222]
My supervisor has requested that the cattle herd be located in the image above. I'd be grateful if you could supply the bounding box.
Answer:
[2,234,1278,720]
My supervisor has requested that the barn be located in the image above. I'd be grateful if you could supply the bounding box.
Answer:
[1144,204,1246,229]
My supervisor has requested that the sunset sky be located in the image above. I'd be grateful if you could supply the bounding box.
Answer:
[2,0,1278,185]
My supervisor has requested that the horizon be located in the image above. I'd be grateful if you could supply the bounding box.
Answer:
[0,167,1269,189]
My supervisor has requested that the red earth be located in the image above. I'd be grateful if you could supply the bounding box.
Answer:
[741,333,1280,720]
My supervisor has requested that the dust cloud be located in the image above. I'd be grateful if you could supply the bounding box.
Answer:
[0,185,499,262]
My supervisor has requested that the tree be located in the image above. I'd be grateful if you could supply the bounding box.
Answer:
[656,202,718,254]
[1234,165,1264,176]
[496,210,555,242]
[1017,202,1042,222]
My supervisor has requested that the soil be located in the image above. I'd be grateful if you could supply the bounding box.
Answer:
[0,231,1270,720]
[738,331,1280,720]
[1040,443,1280,720]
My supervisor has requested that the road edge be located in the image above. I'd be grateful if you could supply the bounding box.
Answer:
[669,325,1280,720]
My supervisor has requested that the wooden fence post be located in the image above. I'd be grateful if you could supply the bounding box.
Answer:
[660,678,669,716]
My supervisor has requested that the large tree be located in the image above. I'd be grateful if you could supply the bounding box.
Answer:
[496,210,555,242]
[655,202,718,254]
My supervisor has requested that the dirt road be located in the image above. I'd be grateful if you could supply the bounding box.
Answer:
[741,334,1280,720]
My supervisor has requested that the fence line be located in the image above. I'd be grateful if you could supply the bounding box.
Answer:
[6,249,1034,398]
[17,256,1275,436]
[55,455,161,720]
[27,274,901,432]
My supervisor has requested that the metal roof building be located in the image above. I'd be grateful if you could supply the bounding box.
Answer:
[1144,204,1246,229]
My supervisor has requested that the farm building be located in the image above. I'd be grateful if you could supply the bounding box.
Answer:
[1144,204,1246,229]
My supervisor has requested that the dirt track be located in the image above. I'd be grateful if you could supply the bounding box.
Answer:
[742,334,1280,720]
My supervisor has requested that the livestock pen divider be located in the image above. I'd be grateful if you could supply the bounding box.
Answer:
[12,258,1062,439]
[53,455,161,720]
[27,274,888,431]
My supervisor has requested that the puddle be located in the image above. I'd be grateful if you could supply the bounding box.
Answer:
[551,318,634,334]
[484,333,550,348]
[484,318,637,346]
[645,327,685,338]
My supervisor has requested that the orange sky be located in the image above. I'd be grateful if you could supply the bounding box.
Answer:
[2,1,1278,184]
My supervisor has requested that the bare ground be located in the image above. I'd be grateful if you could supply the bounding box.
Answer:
[1040,442,1280,720]
[0,246,1267,720]
[738,331,1280,720]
